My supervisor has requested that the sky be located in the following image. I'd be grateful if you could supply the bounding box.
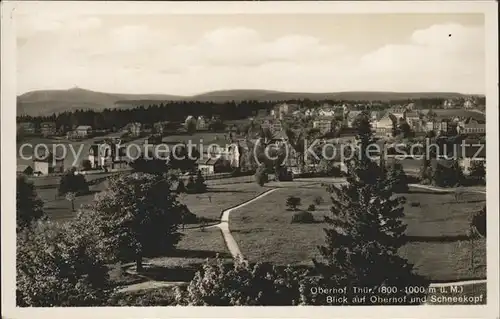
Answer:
[16,13,485,95]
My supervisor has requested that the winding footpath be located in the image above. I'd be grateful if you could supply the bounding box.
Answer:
[118,182,487,293]
[213,188,280,260]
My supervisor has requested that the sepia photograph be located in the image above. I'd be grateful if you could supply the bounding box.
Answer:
[1,1,498,318]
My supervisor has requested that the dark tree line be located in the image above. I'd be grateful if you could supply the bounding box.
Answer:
[17,96,482,135]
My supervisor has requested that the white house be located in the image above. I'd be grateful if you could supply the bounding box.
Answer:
[33,150,64,175]
[318,106,335,117]
[375,114,395,137]
[75,125,92,138]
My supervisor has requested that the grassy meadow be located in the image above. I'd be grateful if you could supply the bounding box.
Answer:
[230,184,486,282]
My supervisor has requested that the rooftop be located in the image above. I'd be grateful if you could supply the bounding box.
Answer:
[76,125,92,130]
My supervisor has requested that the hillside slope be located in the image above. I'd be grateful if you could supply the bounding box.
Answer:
[17,88,473,116]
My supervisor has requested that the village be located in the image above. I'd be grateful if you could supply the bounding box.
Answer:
[16,96,486,179]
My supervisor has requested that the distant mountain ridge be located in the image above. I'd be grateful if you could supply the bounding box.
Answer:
[17,87,477,117]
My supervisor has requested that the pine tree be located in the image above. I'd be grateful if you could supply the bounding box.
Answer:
[312,113,428,305]
[16,175,46,229]
[176,179,187,193]
[387,162,410,193]
[186,176,196,193]
[194,170,207,193]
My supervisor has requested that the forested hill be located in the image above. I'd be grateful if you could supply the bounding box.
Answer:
[17,87,474,117]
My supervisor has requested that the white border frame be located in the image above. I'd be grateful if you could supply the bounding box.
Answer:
[2,1,498,318]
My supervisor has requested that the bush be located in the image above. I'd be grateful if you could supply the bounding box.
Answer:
[318,159,342,177]
[194,170,207,193]
[471,206,486,237]
[291,211,315,224]
[432,160,465,187]
[174,257,308,305]
[286,196,301,211]
[313,196,323,206]
[469,161,486,185]
[176,180,187,193]
[108,287,177,306]
[185,176,196,192]
[275,166,293,181]
[307,204,316,211]
[181,205,199,224]
[409,201,421,207]
[17,221,111,306]
[81,159,92,171]
[254,165,268,186]
[58,168,89,196]
[387,163,409,193]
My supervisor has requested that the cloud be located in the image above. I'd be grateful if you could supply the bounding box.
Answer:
[157,27,345,68]
[357,23,484,92]
[17,22,485,95]
[17,15,101,38]
[411,23,483,52]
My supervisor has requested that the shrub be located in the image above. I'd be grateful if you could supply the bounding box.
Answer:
[81,159,92,171]
[254,165,268,186]
[181,205,199,224]
[470,206,486,237]
[291,211,315,224]
[313,196,323,206]
[432,160,465,187]
[387,163,409,193]
[108,287,177,306]
[194,170,207,193]
[307,204,316,211]
[185,176,196,192]
[275,166,293,181]
[286,196,301,211]
[318,159,342,177]
[17,221,111,306]
[58,168,89,196]
[469,161,486,184]
[176,180,187,193]
[174,257,308,305]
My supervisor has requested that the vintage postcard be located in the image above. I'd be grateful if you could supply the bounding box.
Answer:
[1,1,498,318]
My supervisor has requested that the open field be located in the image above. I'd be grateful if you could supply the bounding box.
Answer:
[181,183,272,225]
[231,186,331,266]
[133,227,231,283]
[230,185,486,282]
[40,179,109,222]
[162,131,231,147]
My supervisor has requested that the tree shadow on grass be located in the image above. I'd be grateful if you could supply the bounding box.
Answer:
[406,190,451,195]
[440,199,486,205]
[406,235,472,243]
[82,190,101,196]
[167,249,232,259]
[140,265,198,282]
[231,227,266,234]
[205,189,248,193]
